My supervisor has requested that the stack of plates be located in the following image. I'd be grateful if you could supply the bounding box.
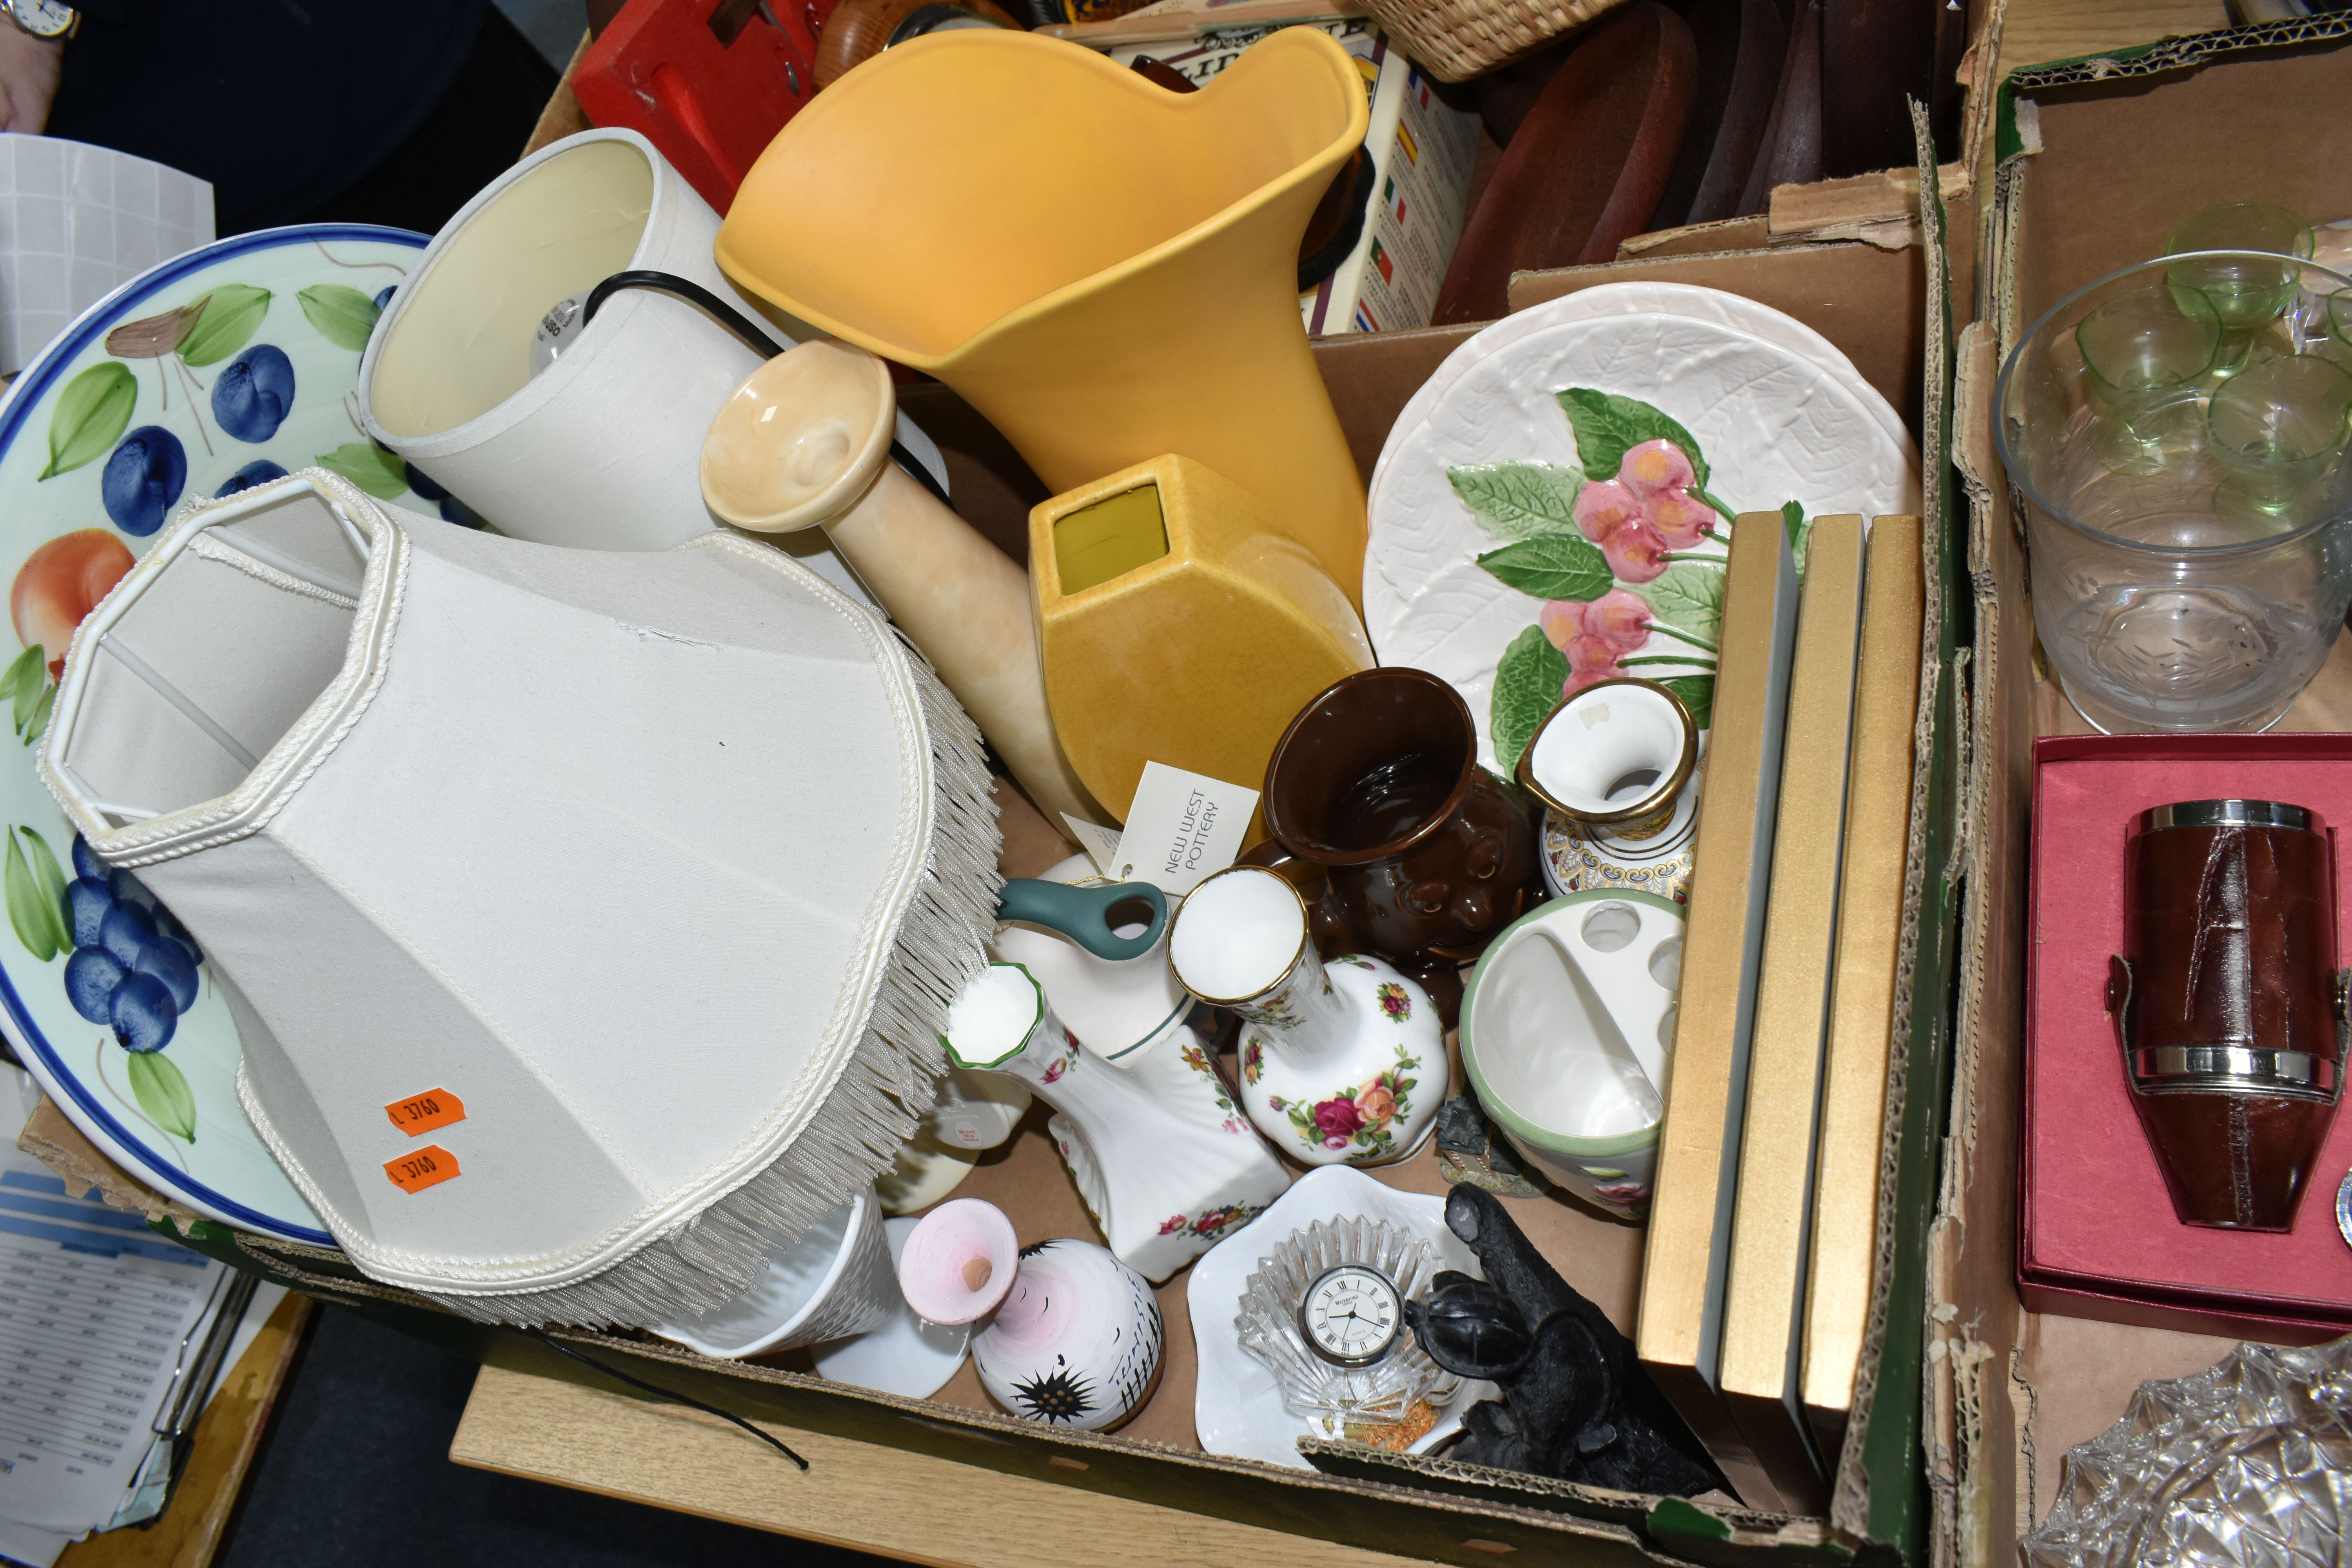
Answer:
[1365,281,1920,782]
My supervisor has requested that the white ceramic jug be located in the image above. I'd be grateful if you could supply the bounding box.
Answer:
[990,855,1191,1065]
[943,963,1289,1281]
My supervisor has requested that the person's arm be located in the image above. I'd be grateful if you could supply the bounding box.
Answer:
[0,15,63,132]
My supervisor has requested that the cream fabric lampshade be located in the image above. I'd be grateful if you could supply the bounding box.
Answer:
[38,469,1002,1327]
[356,128,944,602]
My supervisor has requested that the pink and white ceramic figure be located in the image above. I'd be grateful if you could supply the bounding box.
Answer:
[942,964,1289,1281]
[898,1198,1164,1432]
[1168,866,1448,1168]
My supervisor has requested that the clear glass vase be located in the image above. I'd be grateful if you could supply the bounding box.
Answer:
[1995,253,2352,733]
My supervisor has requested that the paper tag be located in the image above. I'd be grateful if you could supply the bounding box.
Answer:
[1106,762,1259,896]
[1060,814,1125,879]
[384,1145,459,1194]
[385,1087,466,1137]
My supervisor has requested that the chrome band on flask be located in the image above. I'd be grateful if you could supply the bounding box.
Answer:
[2135,799,2320,834]
[2129,1044,2342,1103]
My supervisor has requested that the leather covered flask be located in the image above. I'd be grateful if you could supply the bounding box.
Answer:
[2108,800,2347,1231]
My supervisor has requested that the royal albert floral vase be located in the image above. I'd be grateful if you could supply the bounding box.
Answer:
[1169,865,1448,1167]
[942,962,1290,1281]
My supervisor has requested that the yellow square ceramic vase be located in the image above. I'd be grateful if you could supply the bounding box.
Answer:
[1032,454,1374,820]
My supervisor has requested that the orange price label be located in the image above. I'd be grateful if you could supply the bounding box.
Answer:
[383,1145,459,1195]
[384,1088,465,1136]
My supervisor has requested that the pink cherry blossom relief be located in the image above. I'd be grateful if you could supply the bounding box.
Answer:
[1441,387,1809,776]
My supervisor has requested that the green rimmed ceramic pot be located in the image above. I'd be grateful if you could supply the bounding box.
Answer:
[1458,888,1685,1219]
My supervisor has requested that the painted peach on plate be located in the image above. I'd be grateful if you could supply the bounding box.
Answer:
[13,530,134,677]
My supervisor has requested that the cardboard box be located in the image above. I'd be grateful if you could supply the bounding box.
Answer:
[1940,16,2352,1568]
[17,24,2005,1567]
[38,220,1965,1558]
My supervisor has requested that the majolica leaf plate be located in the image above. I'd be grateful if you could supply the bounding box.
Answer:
[0,225,442,1245]
[1365,311,1920,776]
[1368,281,1911,495]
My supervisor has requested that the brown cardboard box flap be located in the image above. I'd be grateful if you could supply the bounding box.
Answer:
[18,1094,207,1232]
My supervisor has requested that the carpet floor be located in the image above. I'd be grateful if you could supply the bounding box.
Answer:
[218,1307,887,1568]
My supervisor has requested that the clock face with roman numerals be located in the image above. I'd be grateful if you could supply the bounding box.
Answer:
[9,0,76,37]
[1298,1263,1402,1367]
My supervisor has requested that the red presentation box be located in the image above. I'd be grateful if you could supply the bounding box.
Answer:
[2024,733,2352,1342]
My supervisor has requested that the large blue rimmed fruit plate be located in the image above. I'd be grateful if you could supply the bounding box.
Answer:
[0,225,448,1245]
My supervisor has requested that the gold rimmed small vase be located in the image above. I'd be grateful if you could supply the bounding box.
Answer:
[1514,677,1699,845]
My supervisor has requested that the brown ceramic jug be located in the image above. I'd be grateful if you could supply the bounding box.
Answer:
[1261,668,1541,1023]
[2107,799,2347,1231]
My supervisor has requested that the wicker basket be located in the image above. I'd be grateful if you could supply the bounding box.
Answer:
[1363,0,1629,81]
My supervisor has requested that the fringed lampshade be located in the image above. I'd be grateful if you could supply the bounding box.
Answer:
[38,468,1001,1327]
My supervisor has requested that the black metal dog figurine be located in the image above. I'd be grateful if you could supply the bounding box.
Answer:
[1403,1185,1730,1498]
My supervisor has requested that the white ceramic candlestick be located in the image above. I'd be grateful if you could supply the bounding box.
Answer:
[1169,865,1448,1168]
[700,338,1099,827]
[898,1198,1164,1431]
[943,962,1289,1281]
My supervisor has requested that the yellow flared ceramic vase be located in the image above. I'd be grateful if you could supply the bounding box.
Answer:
[715,27,1372,608]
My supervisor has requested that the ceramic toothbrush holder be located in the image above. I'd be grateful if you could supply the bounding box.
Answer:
[1169,864,1449,1168]
[1458,891,1686,1217]
[898,1198,1165,1432]
[943,963,1290,1281]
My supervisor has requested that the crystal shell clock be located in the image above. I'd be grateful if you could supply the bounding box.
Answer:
[1299,1264,1404,1367]
[1235,1215,1460,1441]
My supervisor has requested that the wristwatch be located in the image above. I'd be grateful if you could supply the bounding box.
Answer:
[5,0,77,38]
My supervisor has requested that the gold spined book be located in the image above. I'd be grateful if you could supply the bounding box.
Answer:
[1634,511,1800,1509]
[1798,514,1924,1461]
[1718,514,1869,1514]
